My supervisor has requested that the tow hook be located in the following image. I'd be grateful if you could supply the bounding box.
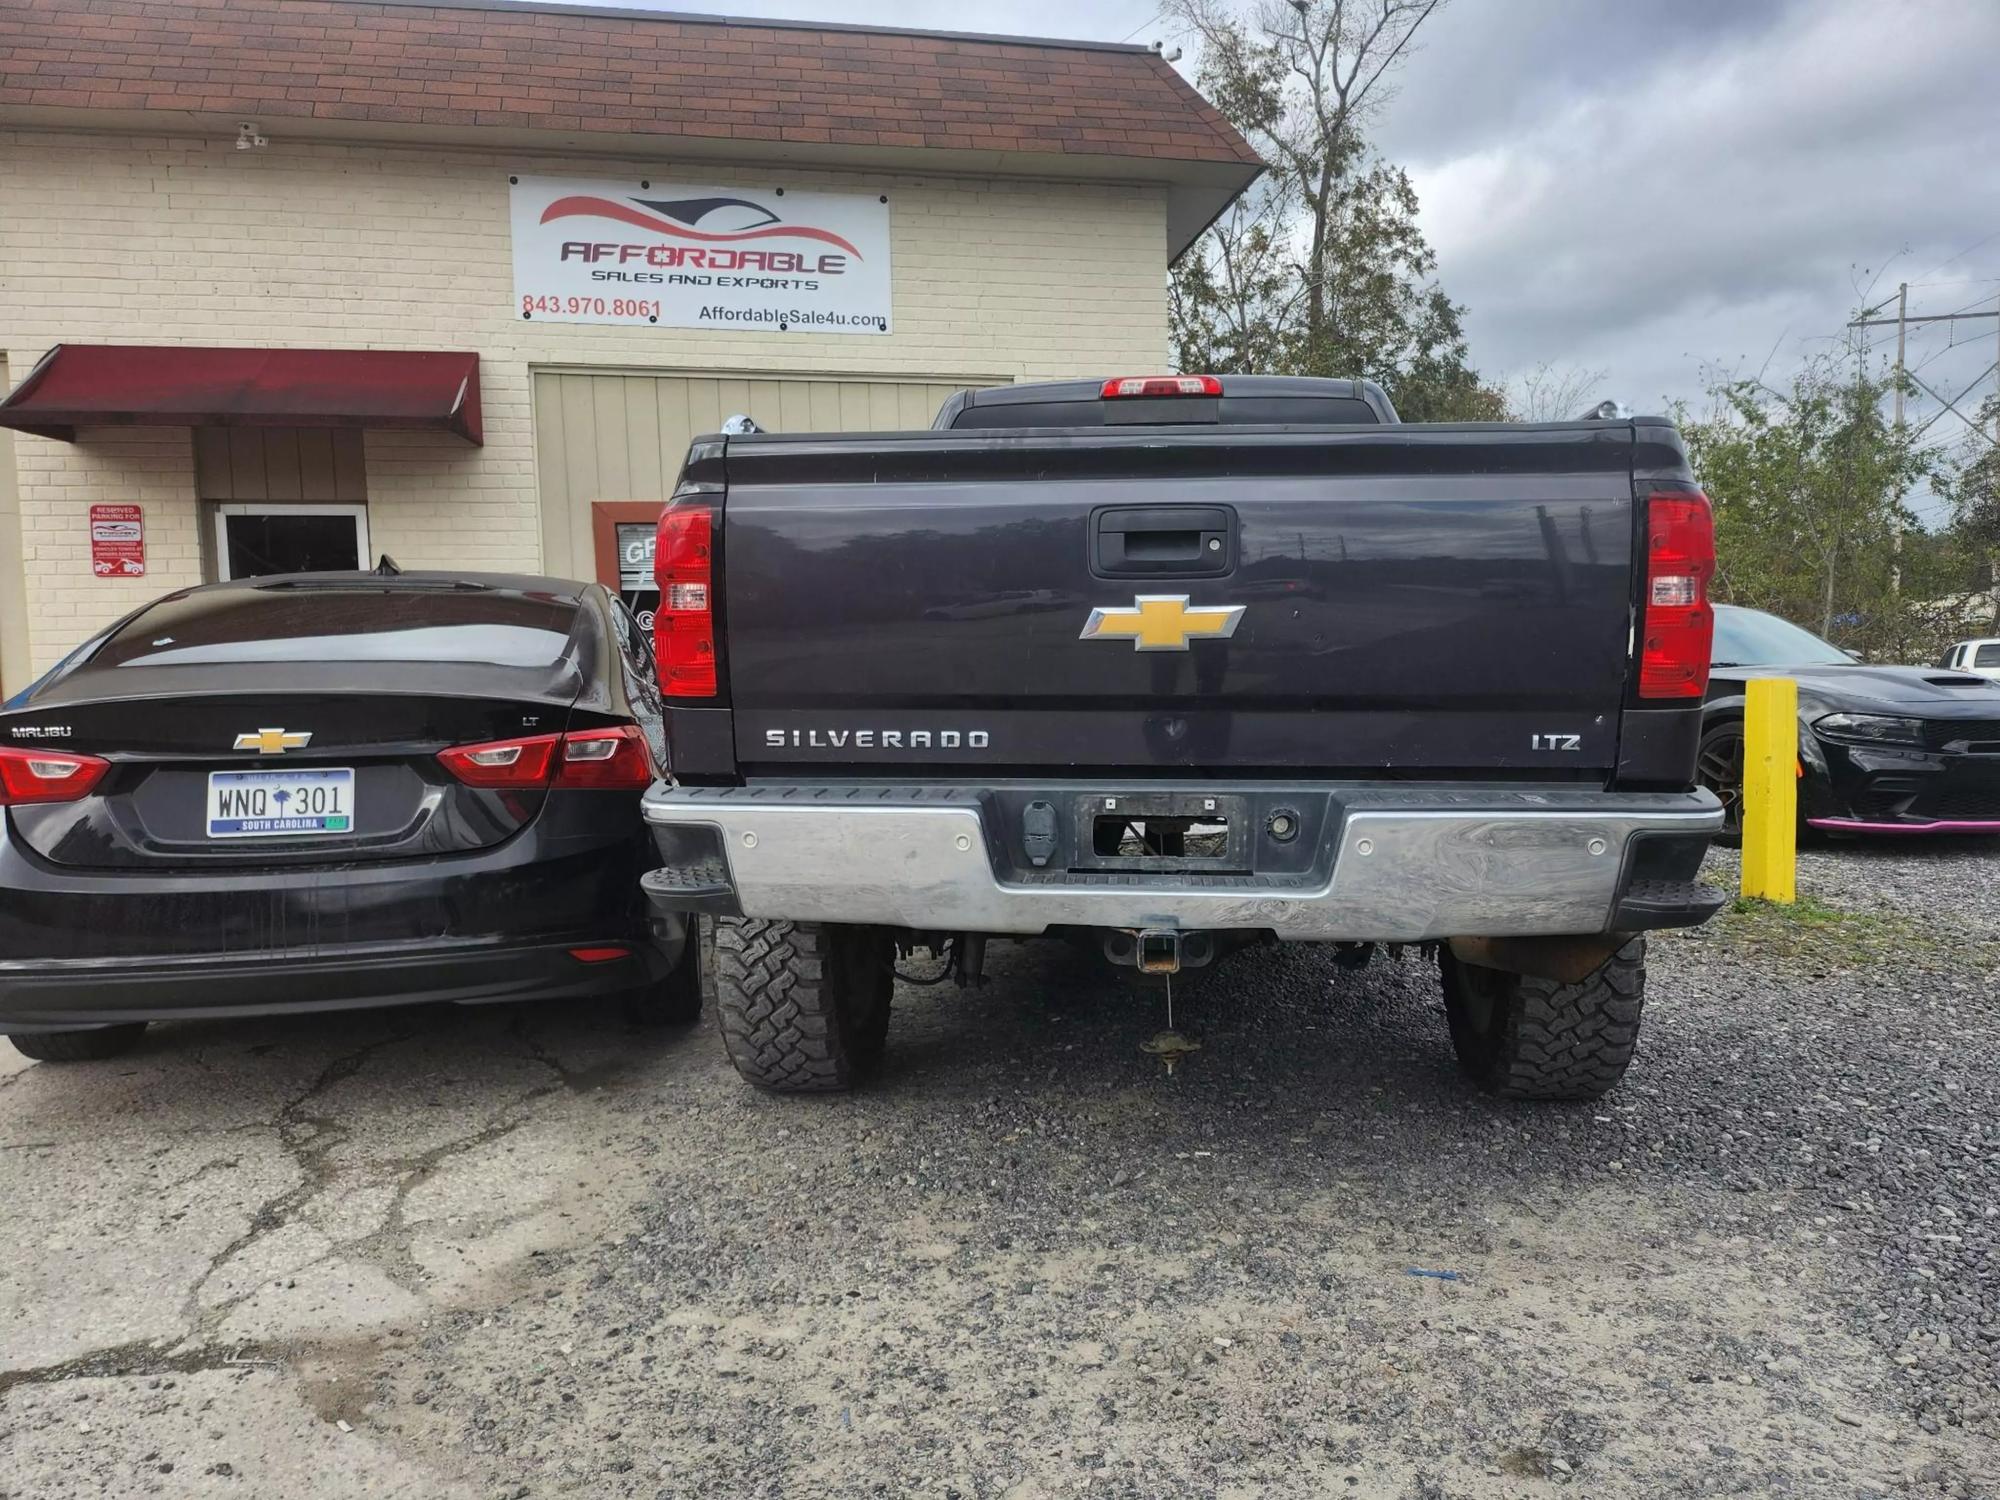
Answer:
[1142,1028,1201,1076]
[1136,938,1200,1077]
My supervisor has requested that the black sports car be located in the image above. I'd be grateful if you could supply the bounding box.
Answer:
[1699,604,2000,837]
[0,571,696,1062]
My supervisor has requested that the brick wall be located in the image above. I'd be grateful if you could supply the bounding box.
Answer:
[0,129,1170,672]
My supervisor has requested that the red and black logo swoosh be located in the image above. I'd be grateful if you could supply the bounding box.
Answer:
[539,194,864,257]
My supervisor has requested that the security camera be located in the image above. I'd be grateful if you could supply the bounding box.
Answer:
[236,121,268,150]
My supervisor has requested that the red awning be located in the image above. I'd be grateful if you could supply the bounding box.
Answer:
[0,345,482,445]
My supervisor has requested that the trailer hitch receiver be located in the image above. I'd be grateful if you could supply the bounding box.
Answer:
[1136,929,1181,974]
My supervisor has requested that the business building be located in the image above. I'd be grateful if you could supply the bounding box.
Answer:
[0,0,1258,690]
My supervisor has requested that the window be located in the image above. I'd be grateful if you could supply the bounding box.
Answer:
[195,428,370,580]
[949,395,1382,428]
[1976,645,2000,669]
[213,503,370,579]
[1710,607,1852,667]
[91,585,580,670]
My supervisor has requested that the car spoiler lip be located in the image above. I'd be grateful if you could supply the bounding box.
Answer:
[1806,817,2000,835]
[6,658,588,712]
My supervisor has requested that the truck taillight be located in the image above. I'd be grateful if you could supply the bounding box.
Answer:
[1100,375,1222,398]
[655,504,717,698]
[0,746,110,805]
[1638,492,1715,699]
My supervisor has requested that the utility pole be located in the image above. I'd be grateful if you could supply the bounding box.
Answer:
[1893,281,1907,427]
[1891,282,1906,595]
[1846,293,2000,613]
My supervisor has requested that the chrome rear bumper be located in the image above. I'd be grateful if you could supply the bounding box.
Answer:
[640,782,1723,941]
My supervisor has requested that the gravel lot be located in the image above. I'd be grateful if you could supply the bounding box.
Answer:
[2,839,1997,1499]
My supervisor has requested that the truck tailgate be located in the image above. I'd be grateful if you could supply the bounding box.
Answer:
[719,426,1641,775]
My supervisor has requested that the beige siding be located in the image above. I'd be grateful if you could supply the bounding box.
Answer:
[0,129,1171,672]
[193,429,367,503]
[534,371,972,580]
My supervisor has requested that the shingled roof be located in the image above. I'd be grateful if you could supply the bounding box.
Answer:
[0,0,1262,256]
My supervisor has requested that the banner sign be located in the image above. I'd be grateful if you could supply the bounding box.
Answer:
[510,174,891,334]
[88,503,145,578]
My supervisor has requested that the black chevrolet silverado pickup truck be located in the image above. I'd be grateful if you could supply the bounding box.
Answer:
[639,375,1726,1100]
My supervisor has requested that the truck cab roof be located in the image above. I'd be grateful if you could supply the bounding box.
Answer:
[932,375,1399,429]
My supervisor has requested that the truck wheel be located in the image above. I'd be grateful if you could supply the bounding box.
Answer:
[1438,938,1646,1101]
[6,1024,147,1063]
[712,918,893,1093]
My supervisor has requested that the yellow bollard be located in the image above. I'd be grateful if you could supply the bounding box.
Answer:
[1739,677,1798,904]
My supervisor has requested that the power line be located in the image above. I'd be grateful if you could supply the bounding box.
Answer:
[1909,227,2000,286]
[1119,8,1165,43]
[1848,310,2000,329]
[1845,288,2000,546]
[1908,362,1998,447]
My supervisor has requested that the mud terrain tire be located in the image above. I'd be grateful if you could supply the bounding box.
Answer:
[712,918,893,1093]
[1439,938,1647,1101]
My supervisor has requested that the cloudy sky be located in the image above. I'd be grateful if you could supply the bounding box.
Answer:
[519,0,1998,456]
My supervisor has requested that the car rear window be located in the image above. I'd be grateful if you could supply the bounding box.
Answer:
[91,586,581,669]
[1977,644,2000,668]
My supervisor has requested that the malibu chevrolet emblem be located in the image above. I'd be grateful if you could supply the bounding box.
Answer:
[1080,595,1245,652]
[233,728,312,754]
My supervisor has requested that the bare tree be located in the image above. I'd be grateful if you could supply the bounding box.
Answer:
[1169,0,1500,416]
[1509,362,1612,422]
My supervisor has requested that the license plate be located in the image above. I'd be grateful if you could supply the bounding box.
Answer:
[206,768,355,838]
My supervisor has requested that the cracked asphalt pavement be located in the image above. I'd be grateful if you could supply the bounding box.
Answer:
[2,842,1997,1499]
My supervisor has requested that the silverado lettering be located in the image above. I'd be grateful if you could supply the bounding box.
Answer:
[764,728,992,750]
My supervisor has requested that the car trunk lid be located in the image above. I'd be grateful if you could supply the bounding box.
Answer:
[3,677,587,869]
[2,579,591,869]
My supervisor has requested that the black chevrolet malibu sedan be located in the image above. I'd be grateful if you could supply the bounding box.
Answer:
[0,571,696,1062]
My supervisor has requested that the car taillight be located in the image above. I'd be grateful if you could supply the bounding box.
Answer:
[1639,492,1715,699]
[655,504,717,698]
[0,746,110,805]
[554,725,653,790]
[436,726,652,791]
[1100,375,1222,398]
[436,733,561,789]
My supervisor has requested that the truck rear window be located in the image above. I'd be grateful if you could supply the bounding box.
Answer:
[951,396,1382,428]
[91,587,580,669]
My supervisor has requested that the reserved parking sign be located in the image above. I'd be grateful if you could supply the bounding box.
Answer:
[88,503,144,578]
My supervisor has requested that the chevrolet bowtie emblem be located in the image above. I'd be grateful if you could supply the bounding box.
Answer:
[234,728,312,754]
[1080,595,1245,652]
